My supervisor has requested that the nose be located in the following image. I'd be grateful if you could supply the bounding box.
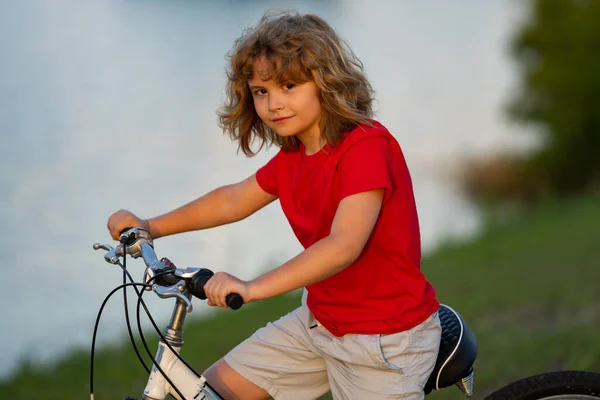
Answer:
[267,93,284,112]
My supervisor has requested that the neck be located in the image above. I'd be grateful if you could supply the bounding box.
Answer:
[298,132,324,156]
[302,139,325,155]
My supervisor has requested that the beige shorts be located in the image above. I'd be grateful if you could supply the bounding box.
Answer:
[223,302,441,400]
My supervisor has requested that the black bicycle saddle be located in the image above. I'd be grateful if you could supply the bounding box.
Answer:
[424,304,478,395]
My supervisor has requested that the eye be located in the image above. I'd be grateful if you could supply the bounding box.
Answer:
[283,83,296,90]
[252,88,267,96]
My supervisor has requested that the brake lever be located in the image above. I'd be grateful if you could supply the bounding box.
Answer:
[93,243,113,252]
[93,243,124,265]
[153,281,193,313]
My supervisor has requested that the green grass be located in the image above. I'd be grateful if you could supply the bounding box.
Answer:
[1,193,599,399]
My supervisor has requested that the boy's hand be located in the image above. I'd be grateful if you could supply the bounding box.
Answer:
[107,209,150,240]
[204,272,251,308]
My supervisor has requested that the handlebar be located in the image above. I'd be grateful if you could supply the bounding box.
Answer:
[93,227,244,310]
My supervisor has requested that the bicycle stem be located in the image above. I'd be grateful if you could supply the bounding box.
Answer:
[164,296,189,346]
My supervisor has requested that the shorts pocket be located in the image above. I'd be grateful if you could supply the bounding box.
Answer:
[372,331,413,374]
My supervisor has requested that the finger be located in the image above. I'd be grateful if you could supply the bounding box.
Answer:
[117,218,134,235]
[108,223,118,240]
[205,279,219,307]
[214,283,227,308]
[114,220,127,239]
[108,210,125,239]
[209,292,224,308]
[217,288,228,308]
[215,275,229,308]
[216,282,230,308]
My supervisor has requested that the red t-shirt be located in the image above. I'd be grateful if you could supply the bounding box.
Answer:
[256,121,439,336]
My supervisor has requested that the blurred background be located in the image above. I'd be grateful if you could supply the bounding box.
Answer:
[0,0,598,399]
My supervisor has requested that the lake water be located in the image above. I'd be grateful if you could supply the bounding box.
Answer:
[0,0,527,378]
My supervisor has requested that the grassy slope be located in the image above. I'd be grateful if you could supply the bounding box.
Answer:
[1,194,599,399]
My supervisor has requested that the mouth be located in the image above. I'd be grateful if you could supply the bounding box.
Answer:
[271,116,293,123]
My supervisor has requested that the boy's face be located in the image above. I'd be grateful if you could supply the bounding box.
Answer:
[249,56,322,146]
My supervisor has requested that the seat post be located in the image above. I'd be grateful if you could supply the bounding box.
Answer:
[455,368,474,397]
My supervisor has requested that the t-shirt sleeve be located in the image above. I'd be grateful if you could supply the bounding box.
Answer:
[338,135,394,202]
[255,150,282,196]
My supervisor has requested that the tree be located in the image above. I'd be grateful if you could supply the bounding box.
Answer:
[508,0,600,195]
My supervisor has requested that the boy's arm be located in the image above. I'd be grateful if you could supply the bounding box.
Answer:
[203,188,384,307]
[148,174,277,238]
[247,188,384,301]
[108,174,277,240]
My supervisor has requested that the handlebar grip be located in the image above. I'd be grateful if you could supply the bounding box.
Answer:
[189,269,212,299]
[226,293,244,310]
[189,269,244,310]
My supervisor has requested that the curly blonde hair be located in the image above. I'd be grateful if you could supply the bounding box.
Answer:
[218,10,375,156]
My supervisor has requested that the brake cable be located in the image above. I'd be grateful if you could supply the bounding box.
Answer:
[89,281,152,400]
[122,248,151,374]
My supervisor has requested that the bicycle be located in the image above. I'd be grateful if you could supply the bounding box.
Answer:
[91,228,600,399]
